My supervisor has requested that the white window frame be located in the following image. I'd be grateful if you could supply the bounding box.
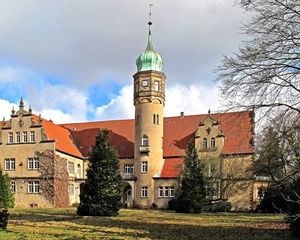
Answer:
[16,132,21,143]
[76,164,81,178]
[141,186,148,198]
[211,137,216,148]
[154,80,159,91]
[141,135,149,146]
[68,184,74,195]
[68,161,74,174]
[23,131,28,143]
[28,157,40,170]
[30,131,35,143]
[124,164,134,175]
[5,159,15,171]
[8,132,13,144]
[142,79,148,87]
[28,181,40,193]
[141,161,148,173]
[158,186,164,197]
[170,186,175,197]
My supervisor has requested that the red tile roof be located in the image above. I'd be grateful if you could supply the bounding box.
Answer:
[160,158,184,178]
[61,111,254,159]
[33,116,83,159]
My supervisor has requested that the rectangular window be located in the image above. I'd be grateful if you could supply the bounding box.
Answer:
[170,186,175,197]
[124,164,134,175]
[154,81,159,91]
[141,186,148,198]
[8,132,13,143]
[28,158,34,169]
[28,181,40,193]
[68,184,74,195]
[158,186,164,197]
[16,132,21,143]
[23,131,28,143]
[5,159,15,171]
[68,161,74,174]
[11,181,16,193]
[164,186,170,197]
[30,131,35,142]
[142,79,148,87]
[141,161,148,173]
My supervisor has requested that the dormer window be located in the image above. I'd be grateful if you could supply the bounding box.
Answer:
[211,138,216,148]
[203,138,208,149]
[142,135,149,146]
[142,79,149,87]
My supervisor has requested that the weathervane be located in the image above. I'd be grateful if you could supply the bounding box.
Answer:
[148,3,153,26]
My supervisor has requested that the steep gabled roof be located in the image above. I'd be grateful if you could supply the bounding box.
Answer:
[61,111,254,159]
[33,116,83,159]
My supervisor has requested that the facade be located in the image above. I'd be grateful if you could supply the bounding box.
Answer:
[0,22,264,210]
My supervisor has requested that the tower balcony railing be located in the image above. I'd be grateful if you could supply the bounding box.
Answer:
[122,173,137,180]
[139,145,150,153]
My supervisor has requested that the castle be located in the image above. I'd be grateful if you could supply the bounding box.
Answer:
[0,21,265,210]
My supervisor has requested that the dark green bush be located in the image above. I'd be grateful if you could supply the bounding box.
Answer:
[287,215,300,238]
[203,200,232,212]
[0,209,9,229]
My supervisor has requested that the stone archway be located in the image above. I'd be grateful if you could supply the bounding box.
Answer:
[122,181,134,208]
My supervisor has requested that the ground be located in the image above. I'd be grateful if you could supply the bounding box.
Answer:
[0,208,290,240]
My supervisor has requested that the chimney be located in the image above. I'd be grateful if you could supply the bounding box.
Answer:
[180,111,184,118]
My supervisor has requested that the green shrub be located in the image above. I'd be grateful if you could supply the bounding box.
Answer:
[203,200,232,212]
[0,209,9,229]
[287,215,300,238]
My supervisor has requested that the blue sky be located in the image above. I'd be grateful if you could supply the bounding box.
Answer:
[0,0,250,123]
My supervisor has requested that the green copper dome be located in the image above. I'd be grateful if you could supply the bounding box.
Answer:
[136,27,163,72]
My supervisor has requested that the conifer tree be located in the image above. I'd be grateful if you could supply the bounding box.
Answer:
[173,141,206,213]
[77,129,122,216]
[0,166,14,209]
[0,166,14,229]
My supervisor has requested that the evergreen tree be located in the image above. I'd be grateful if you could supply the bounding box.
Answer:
[0,166,14,209]
[77,129,122,216]
[173,141,206,213]
[0,166,14,229]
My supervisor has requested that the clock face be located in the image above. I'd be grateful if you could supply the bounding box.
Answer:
[18,119,24,127]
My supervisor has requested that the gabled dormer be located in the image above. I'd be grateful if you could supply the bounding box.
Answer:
[194,114,225,156]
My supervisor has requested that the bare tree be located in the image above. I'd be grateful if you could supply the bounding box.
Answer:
[217,0,300,117]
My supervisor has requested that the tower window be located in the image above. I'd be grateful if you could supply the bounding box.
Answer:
[211,138,216,148]
[11,181,16,193]
[203,138,208,149]
[153,114,159,125]
[142,79,149,87]
[141,161,148,173]
[154,81,159,91]
[141,186,148,198]
[141,135,149,146]
[135,83,139,93]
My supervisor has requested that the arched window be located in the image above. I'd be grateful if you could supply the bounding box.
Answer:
[142,135,149,146]
[156,114,159,125]
[202,138,208,149]
[211,138,216,148]
[76,164,81,178]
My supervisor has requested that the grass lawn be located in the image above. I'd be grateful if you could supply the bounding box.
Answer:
[0,208,290,240]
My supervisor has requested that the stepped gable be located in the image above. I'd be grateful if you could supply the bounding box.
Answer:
[60,111,254,160]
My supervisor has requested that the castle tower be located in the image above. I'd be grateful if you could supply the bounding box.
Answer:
[133,19,166,208]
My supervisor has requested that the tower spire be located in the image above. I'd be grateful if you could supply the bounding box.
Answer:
[147,4,154,50]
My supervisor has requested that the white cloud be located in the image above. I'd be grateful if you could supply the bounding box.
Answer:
[95,85,134,120]
[94,83,222,120]
[0,99,17,120]
[39,109,74,124]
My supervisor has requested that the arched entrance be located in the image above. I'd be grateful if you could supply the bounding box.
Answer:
[122,182,134,208]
